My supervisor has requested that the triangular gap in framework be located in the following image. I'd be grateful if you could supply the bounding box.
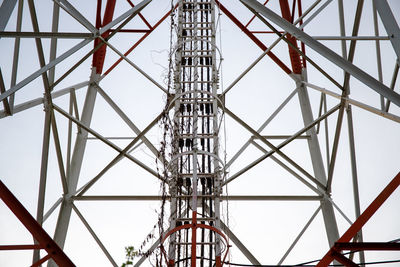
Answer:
[0,180,75,266]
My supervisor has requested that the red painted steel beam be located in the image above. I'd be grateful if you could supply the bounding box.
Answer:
[317,172,400,267]
[215,0,292,75]
[0,180,75,266]
[297,0,306,68]
[96,0,102,29]
[245,0,269,27]
[160,221,230,267]
[0,245,43,250]
[250,31,284,34]
[290,0,296,24]
[108,29,151,33]
[103,4,177,77]
[126,0,153,29]
[32,254,52,267]
[338,172,400,243]
[331,251,359,267]
[92,0,117,74]
[279,0,302,74]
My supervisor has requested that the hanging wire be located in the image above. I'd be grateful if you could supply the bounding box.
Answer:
[153,0,177,265]
[215,1,232,264]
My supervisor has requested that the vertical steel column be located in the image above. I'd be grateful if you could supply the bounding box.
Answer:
[279,0,339,247]
[33,2,61,263]
[49,2,118,264]
[9,0,24,112]
[337,0,365,264]
[49,69,100,267]
[296,74,340,247]
[33,104,52,264]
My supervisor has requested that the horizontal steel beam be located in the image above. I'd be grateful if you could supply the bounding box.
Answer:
[305,81,400,123]
[0,81,88,118]
[0,31,93,38]
[72,195,321,201]
[312,36,389,40]
[254,135,310,139]
[0,244,42,250]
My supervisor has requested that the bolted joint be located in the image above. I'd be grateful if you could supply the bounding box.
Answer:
[42,93,51,112]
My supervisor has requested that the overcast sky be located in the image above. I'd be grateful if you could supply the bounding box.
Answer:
[1,0,400,266]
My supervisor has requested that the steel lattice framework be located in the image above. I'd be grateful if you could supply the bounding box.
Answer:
[0,0,400,266]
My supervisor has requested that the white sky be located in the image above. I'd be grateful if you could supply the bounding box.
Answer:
[1,0,400,266]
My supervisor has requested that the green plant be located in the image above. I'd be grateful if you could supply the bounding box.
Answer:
[121,246,139,267]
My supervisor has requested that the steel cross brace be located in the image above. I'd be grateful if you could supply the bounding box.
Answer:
[240,0,400,107]
[214,0,292,74]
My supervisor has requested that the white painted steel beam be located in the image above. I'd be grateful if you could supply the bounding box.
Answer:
[48,2,60,87]
[54,0,97,33]
[296,75,339,247]
[99,0,151,36]
[8,0,24,113]
[33,105,52,264]
[0,81,89,118]
[277,206,321,265]
[72,204,118,267]
[305,82,400,123]
[374,0,400,61]
[0,70,11,115]
[71,195,321,201]
[50,71,101,263]
[312,36,389,40]
[220,221,261,266]
[0,31,93,38]
[0,0,17,31]
[240,0,400,107]
[385,63,400,112]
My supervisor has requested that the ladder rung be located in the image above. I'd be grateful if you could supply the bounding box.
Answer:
[176,217,216,221]
[175,242,217,245]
